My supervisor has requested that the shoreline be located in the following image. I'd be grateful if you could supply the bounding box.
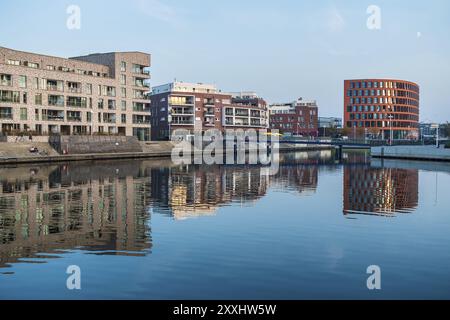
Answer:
[0,143,333,165]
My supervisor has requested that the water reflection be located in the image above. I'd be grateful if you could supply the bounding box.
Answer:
[343,166,419,216]
[0,150,421,268]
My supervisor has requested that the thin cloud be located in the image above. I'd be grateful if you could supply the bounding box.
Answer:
[135,0,177,24]
[327,6,345,32]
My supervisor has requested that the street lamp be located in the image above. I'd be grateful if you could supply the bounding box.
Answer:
[387,114,394,146]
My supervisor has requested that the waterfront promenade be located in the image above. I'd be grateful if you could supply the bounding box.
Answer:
[372,145,450,162]
[0,141,332,165]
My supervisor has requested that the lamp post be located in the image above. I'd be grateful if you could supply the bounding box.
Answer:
[387,114,394,146]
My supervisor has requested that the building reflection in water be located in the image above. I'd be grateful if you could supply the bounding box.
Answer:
[0,150,419,268]
[0,160,163,268]
[343,166,419,216]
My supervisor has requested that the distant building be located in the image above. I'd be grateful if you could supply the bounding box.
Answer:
[344,79,420,140]
[319,117,342,128]
[269,98,318,137]
[150,82,268,140]
[420,122,449,138]
[318,117,342,137]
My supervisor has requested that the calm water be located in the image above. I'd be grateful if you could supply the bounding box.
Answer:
[1,150,450,299]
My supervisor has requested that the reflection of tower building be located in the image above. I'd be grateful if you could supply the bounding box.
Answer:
[0,161,153,268]
[343,167,419,216]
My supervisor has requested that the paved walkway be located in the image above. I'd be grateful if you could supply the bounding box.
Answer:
[0,142,59,158]
[372,145,450,161]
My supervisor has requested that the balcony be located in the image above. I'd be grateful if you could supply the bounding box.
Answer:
[133,102,151,112]
[67,116,82,122]
[132,65,150,76]
[67,82,82,93]
[66,97,87,108]
[171,107,194,115]
[46,80,64,92]
[235,111,249,117]
[0,90,20,103]
[103,114,116,124]
[48,95,65,107]
[204,99,215,106]
[44,110,65,121]
[132,115,151,124]
[169,96,195,106]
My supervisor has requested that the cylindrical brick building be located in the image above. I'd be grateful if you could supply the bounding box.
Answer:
[344,79,419,140]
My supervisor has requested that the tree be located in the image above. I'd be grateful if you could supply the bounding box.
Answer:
[442,122,450,138]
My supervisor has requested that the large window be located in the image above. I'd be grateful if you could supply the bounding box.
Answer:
[35,93,42,105]
[67,96,87,108]
[20,108,28,120]
[0,74,12,86]
[0,107,13,119]
[18,75,27,88]
[0,90,20,103]
[48,95,65,107]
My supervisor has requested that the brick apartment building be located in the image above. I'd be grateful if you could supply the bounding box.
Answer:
[0,47,151,140]
[269,98,319,137]
[344,79,420,140]
[150,82,268,140]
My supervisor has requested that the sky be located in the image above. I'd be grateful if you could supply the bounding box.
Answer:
[0,0,449,121]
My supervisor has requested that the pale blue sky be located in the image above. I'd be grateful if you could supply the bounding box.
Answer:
[1,0,449,121]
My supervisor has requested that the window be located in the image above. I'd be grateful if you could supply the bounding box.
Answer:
[7,59,20,66]
[98,98,104,109]
[87,111,92,122]
[121,114,126,124]
[35,93,42,105]
[25,62,39,69]
[33,77,39,89]
[0,90,20,103]
[46,65,56,71]
[86,83,92,95]
[67,96,87,108]
[120,61,126,72]
[108,99,116,110]
[18,75,27,88]
[121,100,127,111]
[20,108,28,120]
[121,87,126,98]
[0,74,12,86]
[48,95,65,106]
[121,74,126,85]
[35,109,39,121]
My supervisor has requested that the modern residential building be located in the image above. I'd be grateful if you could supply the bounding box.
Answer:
[344,79,420,140]
[150,82,268,140]
[269,98,319,137]
[0,47,151,140]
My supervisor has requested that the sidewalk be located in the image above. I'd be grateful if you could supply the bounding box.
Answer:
[371,145,450,161]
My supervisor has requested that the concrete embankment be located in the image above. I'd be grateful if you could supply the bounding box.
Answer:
[0,140,334,165]
[372,145,450,162]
